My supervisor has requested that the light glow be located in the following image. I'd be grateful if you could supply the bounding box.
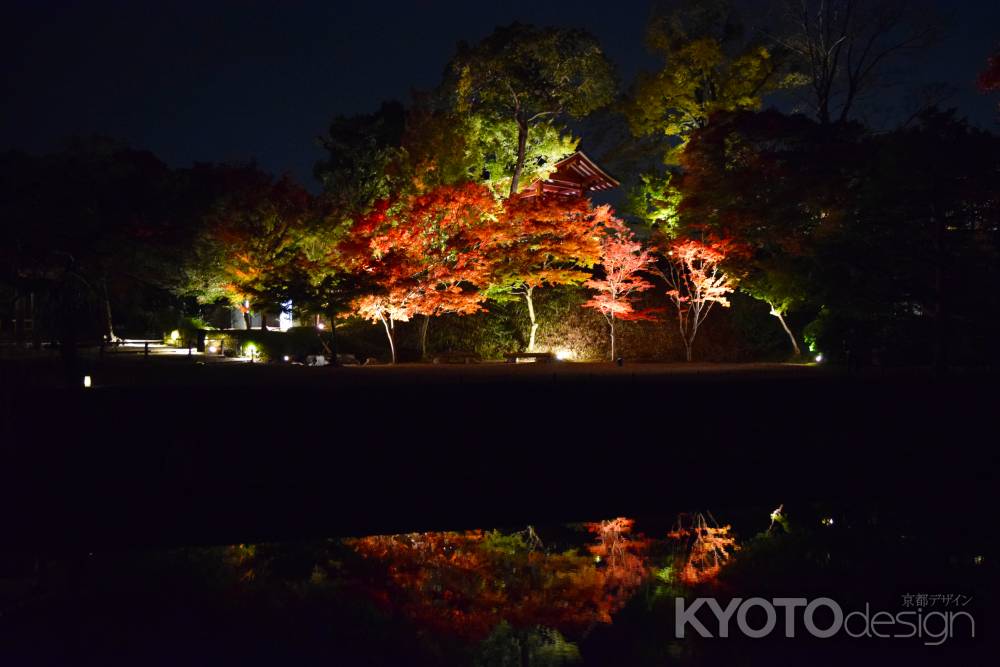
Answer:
[83,375,92,388]
[169,329,180,342]
[317,322,326,330]
[555,348,574,360]
[208,345,218,354]
[815,353,824,363]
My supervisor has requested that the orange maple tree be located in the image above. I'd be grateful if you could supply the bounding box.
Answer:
[346,522,649,642]
[343,184,502,362]
[340,199,419,363]
[656,238,734,362]
[396,183,502,357]
[666,513,739,586]
[490,196,606,351]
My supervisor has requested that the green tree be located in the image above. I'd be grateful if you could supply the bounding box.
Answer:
[623,1,798,233]
[315,101,407,216]
[445,23,616,197]
[625,0,793,159]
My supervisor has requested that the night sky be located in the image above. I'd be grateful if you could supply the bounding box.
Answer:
[3,0,997,189]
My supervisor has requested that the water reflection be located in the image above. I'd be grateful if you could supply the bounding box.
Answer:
[0,507,987,665]
[346,519,649,640]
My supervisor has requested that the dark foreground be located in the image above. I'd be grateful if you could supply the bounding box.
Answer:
[1,358,996,548]
[1,358,997,665]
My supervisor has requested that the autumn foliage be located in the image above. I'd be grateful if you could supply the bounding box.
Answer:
[342,183,501,361]
[657,238,734,362]
[666,513,739,585]
[583,221,657,359]
[492,196,607,350]
[346,522,649,642]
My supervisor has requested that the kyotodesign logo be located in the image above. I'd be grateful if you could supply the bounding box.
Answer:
[675,596,975,646]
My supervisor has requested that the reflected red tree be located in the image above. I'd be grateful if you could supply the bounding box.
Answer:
[666,513,739,585]
[347,522,649,642]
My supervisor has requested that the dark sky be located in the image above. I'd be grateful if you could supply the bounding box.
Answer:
[3,0,997,188]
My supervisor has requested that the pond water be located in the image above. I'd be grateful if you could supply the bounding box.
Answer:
[0,505,990,665]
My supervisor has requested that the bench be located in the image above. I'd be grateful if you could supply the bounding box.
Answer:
[504,352,555,364]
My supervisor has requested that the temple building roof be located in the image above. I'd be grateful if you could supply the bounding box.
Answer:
[517,150,620,198]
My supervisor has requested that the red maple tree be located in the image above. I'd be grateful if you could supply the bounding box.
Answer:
[666,513,738,586]
[339,199,420,363]
[394,183,502,357]
[582,220,657,360]
[342,184,502,362]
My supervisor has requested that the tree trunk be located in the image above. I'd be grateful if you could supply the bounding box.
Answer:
[770,306,800,357]
[524,286,538,352]
[260,309,267,331]
[684,341,693,362]
[519,628,531,667]
[13,287,24,346]
[101,276,118,342]
[325,308,338,362]
[420,315,431,360]
[932,204,947,375]
[609,315,616,361]
[509,113,529,198]
[380,313,397,364]
[242,310,252,330]
[30,292,41,350]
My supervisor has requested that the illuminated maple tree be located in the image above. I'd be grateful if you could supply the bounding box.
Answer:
[394,183,502,357]
[489,196,605,351]
[656,238,734,361]
[584,518,650,601]
[583,221,657,360]
[666,512,739,585]
[340,200,418,363]
[341,184,505,362]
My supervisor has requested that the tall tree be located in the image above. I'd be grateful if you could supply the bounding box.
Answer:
[625,0,794,158]
[315,101,407,215]
[765,0,939,125]
[582,220,657,360]
[673,109,863,355]
[187,168,314,329]
[446,23,616,197]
